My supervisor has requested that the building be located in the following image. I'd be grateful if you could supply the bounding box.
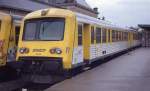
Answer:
[0,0,98,17]
[138,24,150,47]
[38,0,98,17]
[0,0,57,16]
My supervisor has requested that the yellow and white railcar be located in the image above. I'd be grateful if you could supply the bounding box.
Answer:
[16,8,141,75]
[0,12,22,67]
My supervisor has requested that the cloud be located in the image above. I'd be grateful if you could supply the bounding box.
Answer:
[86,0,150,27]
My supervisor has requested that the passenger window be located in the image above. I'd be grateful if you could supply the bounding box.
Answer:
[96,27,101,43]
[15,26,20,46]
[102,28,107,43]
[78,24,83,46]
[116,31,119,41]
[91,26,95,44]
[125,32,128,41]
[134,33,137,40]
[123,32,125,41]
[0,21,1,32]
[117,31,120,41]
[112,30,116,42]
[119,31,122,41]
[108,29,111,42]
[121,32,123,41]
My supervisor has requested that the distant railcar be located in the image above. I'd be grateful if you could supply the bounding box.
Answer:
[0,12,21,68]
[16,8,141,79]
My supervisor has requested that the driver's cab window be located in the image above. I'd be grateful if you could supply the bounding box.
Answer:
[78,24,83,46]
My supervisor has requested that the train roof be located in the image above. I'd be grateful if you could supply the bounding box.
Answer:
[23,8,136,32]
[76,13,129,32]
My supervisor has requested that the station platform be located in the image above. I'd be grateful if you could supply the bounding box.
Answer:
[45,48,150,91]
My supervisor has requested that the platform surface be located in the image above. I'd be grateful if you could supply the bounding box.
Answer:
[46,48,150,91]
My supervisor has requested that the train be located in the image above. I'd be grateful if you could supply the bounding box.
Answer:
[15,8,141,81]
[0,12,22,68]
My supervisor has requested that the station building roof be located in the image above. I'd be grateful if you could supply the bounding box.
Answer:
[138,24,150,31]
[0,0,57,12]
[76,0,92,9]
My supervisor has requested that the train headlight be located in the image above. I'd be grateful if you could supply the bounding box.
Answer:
[55,48,62,54]
[50,48,62,54]
[19,47,29,54]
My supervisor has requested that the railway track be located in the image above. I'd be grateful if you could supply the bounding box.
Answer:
[0,61,116,91]
[0,78,27,91]
[0,48,137,91]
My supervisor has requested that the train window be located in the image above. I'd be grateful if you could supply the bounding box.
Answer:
[116,31,118,41]
[102,28,107,43]
[117,31,120,41]
[96,27,101,43]
[135,33,137,40]
[23,18,65,41]
[133,33,135,40]
[91,26,95,44]
[108,29,111,42]
[122,32,124,41]
[120,32,122,41]
[119,31,122,41]
[137,34,139,40]
[78,24,83,46]
[125,32,128,41]
[117,31,119,41]
[15,26,20,46]
[23,22,37,40]
[123,32,125,40]
[115,31,117,41]
[39,19,65,40]
[112,30,116,42]
[0,21,1,32]
[121,32,123,41]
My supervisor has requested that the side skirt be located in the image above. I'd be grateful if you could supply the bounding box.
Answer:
[67,44,142,77]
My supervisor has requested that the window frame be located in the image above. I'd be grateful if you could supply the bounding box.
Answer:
[112,30,116,42]
[91,26,95,44]
[108,29,111,43]
[96,27,101,44]
[78,24,83,46]
[22,18,65,41]
[102,28,107,43]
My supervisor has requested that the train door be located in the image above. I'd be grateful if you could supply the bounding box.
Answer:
[0,18,4,66]
[90,26,96,59]
[7,23,20,62]
[15,26,20,47]
[0,14,12,66]
[72,23,84,65]
[77,24,84,64]
[96,27,101,57]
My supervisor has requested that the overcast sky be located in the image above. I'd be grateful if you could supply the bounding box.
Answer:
[86,0,150,27]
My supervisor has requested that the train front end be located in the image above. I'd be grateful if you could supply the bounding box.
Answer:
[17,8,76,77]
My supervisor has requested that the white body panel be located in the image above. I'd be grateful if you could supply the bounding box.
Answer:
[89,41,135,60]
[72,46,84,65]
[73,12,141,65]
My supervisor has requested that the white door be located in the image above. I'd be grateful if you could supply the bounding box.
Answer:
[72,24,83,65]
